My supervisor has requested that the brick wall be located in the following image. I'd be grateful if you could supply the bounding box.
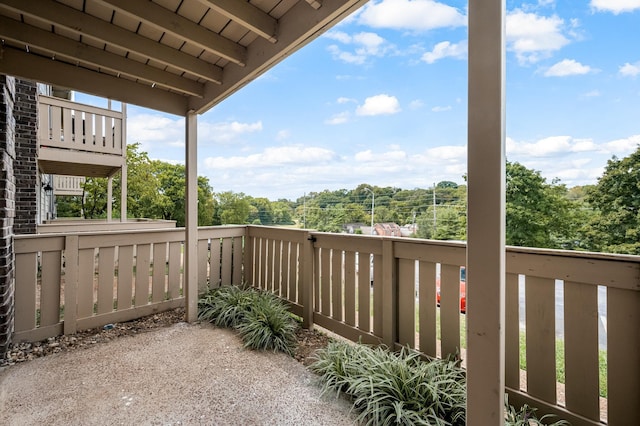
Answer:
[14,80,37,235]
[0,75,16,356]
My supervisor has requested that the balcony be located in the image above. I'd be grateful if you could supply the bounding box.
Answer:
[52,175,85,196]
[37,95,125,178]
[12,226,640,424]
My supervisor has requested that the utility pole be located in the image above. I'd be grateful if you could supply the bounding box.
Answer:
[364,187,375,234]
[433,183,437,232]
[303,192,306,228]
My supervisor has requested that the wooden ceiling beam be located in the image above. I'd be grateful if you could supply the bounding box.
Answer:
[97,0,247,66]
[0,47,189,116]
[0,0,223,83]
[0,15,205,97]
[196,0,278,43]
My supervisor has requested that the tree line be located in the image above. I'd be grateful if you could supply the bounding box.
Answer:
[56,143,640,255]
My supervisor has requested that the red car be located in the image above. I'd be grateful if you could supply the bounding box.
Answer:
[436,267,466,313]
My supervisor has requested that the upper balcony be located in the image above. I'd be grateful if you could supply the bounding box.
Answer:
[37,95,125,178]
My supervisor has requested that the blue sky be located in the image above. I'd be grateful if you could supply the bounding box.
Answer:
[76,0,640,200]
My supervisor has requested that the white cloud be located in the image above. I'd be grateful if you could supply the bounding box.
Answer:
[544,59,593,77]
[591,0,640,14]
[356,94,401,116]
[204,146,338,170]
[326,31,393,64]
[337,97,357,104]
[357,0,466,31]
[275,130,291,141]
[507,136,599,157]
[581,90,601,98]
[325,111,351,125]
[199,120,263,144]
[431,105,452,112]
[409,99,424,109]
[602,135,640,154]
[620,62,640,77]
[506,10,570,64]
[127,113,184,150]
[421,40,467,64]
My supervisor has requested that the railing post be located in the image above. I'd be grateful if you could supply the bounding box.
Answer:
[381,238,397,348]
[301,230,314,329]
[63,235,78,335]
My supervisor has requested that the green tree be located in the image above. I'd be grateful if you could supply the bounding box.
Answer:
[217,192,251,224]
[584,148,640,254]
[506,161,580,249]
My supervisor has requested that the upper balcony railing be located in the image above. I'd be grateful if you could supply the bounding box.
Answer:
[12,226,640,424]
[37,95,125,178]
[52,175,85,196]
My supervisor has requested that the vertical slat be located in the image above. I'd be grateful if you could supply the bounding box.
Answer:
[62,107,72,145]
[97,247,115,314]
[135,244,151,306]
[243,233,253,287]
[301,233,314,328]
[39,103,51,141]
[168,242,181,299]
[267,239,275,292]
[152,243,167,302]
[331,249,342,321]
[113,117,122,153]
[320,248,331,315]
[117,245,134,310]
[39,251,62,326]
[233,236,243,286]
[63,235,79,335]
[373,253,383,336]
[281,241,290,300]
[440,264,461,358]
[222,237,233,287]
[397,258,415,348]
[84,112,94,146]
[344,251,356,326]
[94,112,103,148]
[288,243,298,303]
[210,238,221,288]
[358,252,371,333]
[525,276,556,403]
[77,248,95,318]
[563,281,599,420]
[280,241,288,298]
[197,239,209,293]
[14,253,37,332]
[272,240,282,295]
[74,109,84,144]
[260,238,268,290]
[505,273,520,390]
[418,261,437,358]
[607,287,640,424]
[104,116,114,149]
[51,105,62,143]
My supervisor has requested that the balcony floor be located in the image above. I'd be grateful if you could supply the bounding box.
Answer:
[0,321,355,425]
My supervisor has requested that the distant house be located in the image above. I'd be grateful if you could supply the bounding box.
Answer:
[373,223,402,237]
[343,223,366,234]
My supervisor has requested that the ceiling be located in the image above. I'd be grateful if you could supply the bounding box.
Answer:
[0,0,367,116]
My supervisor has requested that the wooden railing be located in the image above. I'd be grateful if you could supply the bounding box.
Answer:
[246,226,640,425]
[13,226,245,342]
[53,175,85,196]
[38,95,124,157]
[13,225,640,424]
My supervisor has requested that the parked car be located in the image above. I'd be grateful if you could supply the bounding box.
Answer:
[436,267,466,313]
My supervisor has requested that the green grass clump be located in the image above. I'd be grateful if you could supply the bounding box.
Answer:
[198,285,297,356]
[311,341,466,425]
[311,341,570,426]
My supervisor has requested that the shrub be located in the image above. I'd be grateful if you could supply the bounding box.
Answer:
[198,285,297,356]
[311,341,569,426]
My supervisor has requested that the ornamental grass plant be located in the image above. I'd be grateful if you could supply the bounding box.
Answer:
[198,285,298,356]
[311,340,569,426]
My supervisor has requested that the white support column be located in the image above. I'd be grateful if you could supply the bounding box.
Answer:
[185,111,198,322]
[467,0,506,424]
[107,176,113,221]
[121,103,127,222]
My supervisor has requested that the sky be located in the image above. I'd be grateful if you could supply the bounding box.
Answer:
[76,0,640,201]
